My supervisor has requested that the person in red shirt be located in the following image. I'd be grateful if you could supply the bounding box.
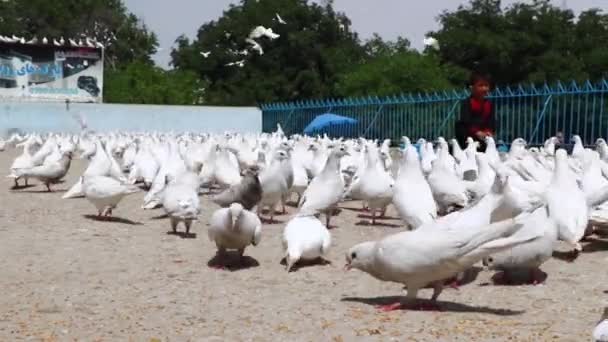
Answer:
[455,73,496,152]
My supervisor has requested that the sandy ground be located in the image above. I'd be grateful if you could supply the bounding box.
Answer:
[0,147,606,342]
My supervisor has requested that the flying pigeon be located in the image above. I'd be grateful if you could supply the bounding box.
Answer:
[275,13,287,24]
[245,38,264,55]
[200,51,211,58]
[423,37,440,50]
[249,26,280,40]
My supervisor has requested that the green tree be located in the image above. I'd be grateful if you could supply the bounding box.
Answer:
[170,0,365,105]
[104,63,205,105]
[335,49,452,97]
[574,9,608,81]
[428,0,604,85]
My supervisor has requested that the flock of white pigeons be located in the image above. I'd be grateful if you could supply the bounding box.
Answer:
[3,125,608,339]
[0,34,106,48]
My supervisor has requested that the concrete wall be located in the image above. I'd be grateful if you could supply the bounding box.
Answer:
[0,101,262,136]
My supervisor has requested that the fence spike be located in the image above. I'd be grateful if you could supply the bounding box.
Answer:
[569,80,579,92]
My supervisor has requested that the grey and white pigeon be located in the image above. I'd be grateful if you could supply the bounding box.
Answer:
[212,166,262,210]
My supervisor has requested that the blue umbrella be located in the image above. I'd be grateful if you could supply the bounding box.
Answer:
[303,113,358,137]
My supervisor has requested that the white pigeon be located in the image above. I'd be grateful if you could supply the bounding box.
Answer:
[419,141,436,175]
[427,148,468,214]
[208,203,262,266]
[245,38,264,55]
[392,146,437,229]
[8,136,41,187]
[258,150,290,222]
[464,153,495,201]
[423,36,440,50]
[282,215,331,272]
[450,139,465,164]
[345,214,539,311]
[275,13,287,24]
[593,308,608,342]
[162,177,201,236]
[82,175,140,217]
[10,150,72,192]
[353,143,394,224]
[249,25,280,40]
[571,135,585,161]
[299,145,350,227]
[482,206,557,285]
[53,38,61,46]
[546,149,588,260]
[200,51,211,58]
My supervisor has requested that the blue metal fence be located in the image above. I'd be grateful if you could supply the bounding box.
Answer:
[260,79,608,146]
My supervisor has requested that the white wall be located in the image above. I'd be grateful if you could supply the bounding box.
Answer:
[0,101,262,136]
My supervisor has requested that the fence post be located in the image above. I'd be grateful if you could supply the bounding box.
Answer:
[529,94,553,145]
[436,99,461,138]
[362,103,385,138]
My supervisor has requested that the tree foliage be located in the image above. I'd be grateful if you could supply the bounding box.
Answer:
[336,37,451,97]
[104,63,205,105]
[430,0,608,86]
[170,0,365,105]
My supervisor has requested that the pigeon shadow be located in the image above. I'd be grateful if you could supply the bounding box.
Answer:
[286,200,300,208]
[340,206,368,213]
[207,253,259,271]
[9,184,37,190]
[357,214,401,221]
[581,237,608,253]
[83,214,143,225]
[260,217,285,225]
[355,220,403,228]
[341,296,524,315]
[150,214,170,220]
[13,189,67,194]
[552,250,579,262]
[443,266,483,288]
[280,257,332,272]
[481,269,548,286]
[166,231,197,239]
[593,228,608,238]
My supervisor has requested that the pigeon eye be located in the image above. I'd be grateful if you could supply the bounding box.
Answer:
[351,252,357,259]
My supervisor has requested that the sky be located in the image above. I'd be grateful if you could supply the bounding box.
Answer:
[123,0,606,69]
